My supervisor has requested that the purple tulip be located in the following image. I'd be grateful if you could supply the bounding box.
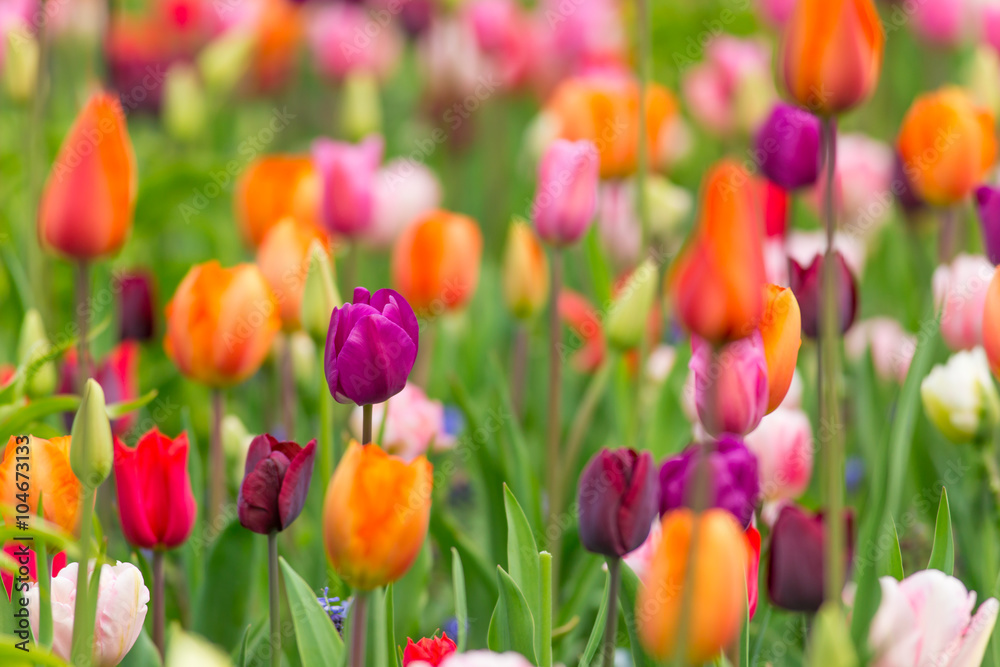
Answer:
[658,435,760,528]
[767,504,855,612]
[756,103,821,190]
[313,135,384,238]
[325,287,419,406]
[789,251,858,338]
[118,271,156,342]
[577,448,659,558]
[532,139,600,246]
[977,185,1000,265]
[238,435,317,534]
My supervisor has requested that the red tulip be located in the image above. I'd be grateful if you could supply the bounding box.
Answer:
[402,633,457,666]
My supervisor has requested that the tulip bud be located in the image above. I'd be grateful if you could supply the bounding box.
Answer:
[301,240,341,343]
[689,334,769,437]
[502,220,549,320]
[532,139,599,246]
[759,284,802,412]
[198,29,255,95]
[163,63,207,143]
[17,309,57,399]
[607,260,659,350]
[756,103,821,190]
[341,71,382,142]
[977,186,1000,266]
[4,28,37,103]
[577,448,658,558]
[238,435,317,534]
[965,46,1000,119]
[789,251,858,338]
[645,176,692,241]
[745,407,813,501]
[808,604,858,667]
[932,254,993,351]
[117,271,156,342]
[166,626,233,667]
[70,379,114,489]
[290,331,317,393]
[921,348,1000,444]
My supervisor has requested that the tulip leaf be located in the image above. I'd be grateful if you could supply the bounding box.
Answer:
[235,625,251,667]
[0,637,70,665]
[928,488,955,575]
[386,585,398,667]
[451,547,468,653]
[503,484,541,656]
[367,586,389,667]
[193,520,259,650]
[0,395,80,440]
[619,563,654,667]
[119,629,162,667]
[487,566,537,663]
[887,518,905,581]
[579,570,610,667]
[279,556,344,667]
[0,574,12,636]
[105,389,159,419]
[489,356,540,529]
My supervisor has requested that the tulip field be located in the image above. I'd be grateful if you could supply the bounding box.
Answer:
[8,0,1000,665]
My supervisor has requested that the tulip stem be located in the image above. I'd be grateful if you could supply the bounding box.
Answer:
[75,260,92,390]
[70,487,95,664]
[349,590,369,667]
[601,557,621,667]
[362,404,373,445]
[540,551,553,667]
[511,325,528,421]
[280,334,295,439]
[983,448,1000,515]
[153,550,165,660]
[938,205,961,264]
[209,389,226,525]
[546,250,563,583]
[268,532,281,667]
[320,359,335,477]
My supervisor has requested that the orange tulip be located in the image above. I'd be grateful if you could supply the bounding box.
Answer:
[0,436,82,535]
[502,221,549,320]
[637,509,747,664]
[257,218,331,330]
[544,76,679,179]
[983,267,1000,379]
[392,209,483,315]
[38,93,136,259]
[780,0,883,115]
[667,159,766,344]
[234,155,320,247]
[164,261,280,387]
[897,87,997,206]
[251,0,302,93]
[323,441,432,590]
[759,284,802,412]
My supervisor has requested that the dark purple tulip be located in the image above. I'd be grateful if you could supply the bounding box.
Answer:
[767,504,855,613]
[118,271,156,342]
[756,103,821,190]
[789,252,858,338]
[325,287,419,406]
[658,435,759,528]
[578,448,659,558]
[238,435,317,534]
[977,185,1000,265]
[893,153,926,215]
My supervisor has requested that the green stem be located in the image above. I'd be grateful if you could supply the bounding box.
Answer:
[540,552,553,667]
[983,449,1000,514]
[268,533,281,667]
[349,591,370,667]
[152,550,165,659]
[75,260,91,391]
[209,389,226,526]
[546,250,563,590]
[602,558,621,667]
[319,350,335,478]
[280,334,295,438]
[362,404,373,445]
[37,546,51,650]
[70,489,94,665]
[26,0,50,321]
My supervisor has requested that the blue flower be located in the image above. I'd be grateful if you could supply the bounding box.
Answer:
[317,588,351,635]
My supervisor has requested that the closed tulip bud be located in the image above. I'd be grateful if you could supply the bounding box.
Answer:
[117,271,156,342]
[70,379,113,489]
[607,260,659,350]
[689,334,769,437]
[235,155,321,247]
[577,448,659,558]
[977,186,1000,266]
[341,71,382,142]
[166,627,233,667]
[4,28,37,102]
[659,435,760,528]
[756,103,821,190]
[745,407,814,501]
[932,254,994,351]
[17,309,56,399]
[39,93,136,259]
[257,218,330,331]
[789,251,858,338]
[502,220,549,320]
[114,428,197,549]
[164,262,281,387]
[392,210,483,314]
[921,348,1000,443]
[668,160,767,344]
[163,63,207,142]
[965,46,1000,119]
[0,435,82,534]
[323,441,433,590]
[313,135,384,238]
[301,240,341,343]
[759,284,802,412]
[780,0,883,115]
[238,434,316,534]
[532,139,599,246]
[897,88,996,206]
[637,509,747,663]
[646,176,693,241]
[198,28,255,95]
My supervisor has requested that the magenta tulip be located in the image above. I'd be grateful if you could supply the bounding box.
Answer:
[313,135,384,238]
[532,139,600,246]
[237,434,317,534]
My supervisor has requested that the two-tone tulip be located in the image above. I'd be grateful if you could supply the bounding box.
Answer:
[756,103,821,190]
[532,139,599,247]
[689,333,769,437]
[922,347,1000,443]
[237,434,316,534]
[313,135,384,238]
[235,155,320,247]
[257,218,331,331]
[577,448,659,558]
[0,435,81,534]
[745,407,814,501]
[933,254,994,351]
[502,220,549,320]
[789,251,858,338]
[759,284,802,412]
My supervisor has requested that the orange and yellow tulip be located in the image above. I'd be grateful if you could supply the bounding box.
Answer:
[38,93,136,259]
[0,436,82,534]
[502,221,549,320]
[322,441,432,590]
[392,210,483,315]
[164,261,281,387]
[234,155,320,247]
[780,0,883,115]
[257,218,331,331]
[637,509,747,664]
[897,87,997,206]
[667,160,766,344]
[759,284,802,412]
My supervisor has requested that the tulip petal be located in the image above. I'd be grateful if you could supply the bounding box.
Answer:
[336,313,418,405]
[952,598,1000,667]
[238,452,291,534]
[113,436,158,549]
[159,433,197,549]
[244,434,279,478]
[371,288,420,346]
[278,440,317,530]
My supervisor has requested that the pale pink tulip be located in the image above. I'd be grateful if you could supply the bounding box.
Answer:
[462,0,534,90]
[366,159,442,249]
[689,333,769,437]
[810,133,895,238]
[312,134,384,238]
[933,254,995,351]
[532,139,599,246]
[417,17,488,103]
[745,407,813,502]
[307,3,402,81]
[845,318,918,384]
[349,383,454,462]
[682,36,774,136]
[596,180,642,269]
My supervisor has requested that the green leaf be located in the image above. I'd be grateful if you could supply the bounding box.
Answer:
[235,625,251,667]
[579,570,610,667]
[390,539,430,645]
[105,389,159,419]
[0,637,70,665]
[119,629,162,667]
[451,548,468,653]
[368,587,388,667]
[887,518,905,581]
[386,585,398,667]
[928,488,954,575]
[619,563,654,667]
[487,567,537,663]
[503,484,541,657]
[279,556,344,667]
[194,520,260,649]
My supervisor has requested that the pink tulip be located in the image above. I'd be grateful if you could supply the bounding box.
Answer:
[984,5,1000,55]
[911,0,969,47]
[531,0,625,91]
[307,3,402,81]
[417,17,489,104]
[462,0,534,90]
[681,36,773,136]
[312,135,384,238]
[869,570,998,667]
[755,0,797,27]
[532,139,599,246]
[366,159,442,249]
[0,0,34,71]
[811,133,894,239]
[745,407,813,502]
[596,180,642,269]
[349,383,454,462]
[933,254,995,351]
[845,318,918,384]
[689,333,769,437]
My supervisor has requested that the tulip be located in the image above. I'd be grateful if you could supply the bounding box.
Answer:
[28,561,149,666]
[0,435,81,533]
[767,504,854,612]
[897,87,996,206]
[234,155,320,247]
[300,240,342,344]
[910,0,970,47]
[607,260,659,351]
[307,3,402,82]
[117,271,156,342]
[114,428,197,549]
[349,384,454,462]
[256,218,331,331]
[595,180,642,269]
[341,75,384,143]
[982,267,1000,379]
[403,633,457,666]
[164,261,281,387]
[313,135,384,238]
[977,186,1000,266]
[965,46,1000,119]
[105,15,178,114]
[237,434,316,534]
[162,63,207,142]
[658,435,760,528]
[17,308,57,398]
[921,347,1000,443]
[559,290,606,373]
[247,0,302,94]
[933,254,994,351]
[745,407,814,501]
[755,0,796,26]
[325,287,419,406]
[392,210,483,314]
[757,178,790,243]
[637,509,747,663]
[368,159,443,249]
[436,652,534,667]
[198,28,254,95]
[646,176,694,241]
[531,139,599,247]
[756,103,821,190]
[502,220,549,320]
[789,251,858,338]
[812,133,895,236]
[70,378,114,490]
[689,333,769,437]
[668,160,767,344]
[869,570,998,667]
[2,544,66,600]
[758,285,800,412]
[845,317,917,384]
[4,26,37,102]
[323,441,433,590]
[746,526,761,619]
[38,93,136,259]
[577,448,659,558]
[780,0,883,115]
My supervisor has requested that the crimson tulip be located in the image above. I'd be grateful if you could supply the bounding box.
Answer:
[402,633,457,666]
[577,448,659,558]
[238,434,316,534]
